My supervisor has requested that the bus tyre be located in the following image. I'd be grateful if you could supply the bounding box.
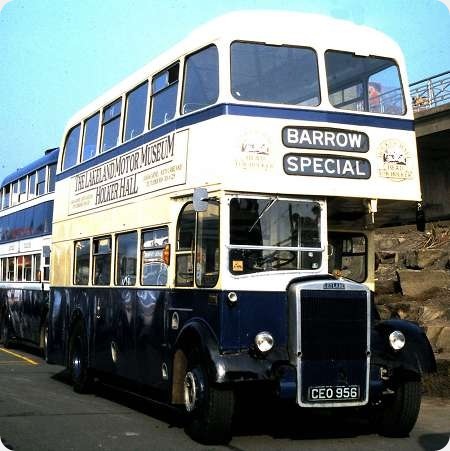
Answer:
[378,379,421,437]
[184,363,234,445]
[69,323,92,394]
[1,317,11,349]
[41,324,49,362]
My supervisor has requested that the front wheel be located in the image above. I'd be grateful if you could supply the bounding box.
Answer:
[69,322,93,393]
[184,363,235,444]
[377,379,422,437]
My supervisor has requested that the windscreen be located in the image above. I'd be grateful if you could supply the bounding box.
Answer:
[229,198,322,274]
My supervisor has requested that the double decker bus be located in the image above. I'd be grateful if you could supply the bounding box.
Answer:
[47,11,435,444]
[0,147,58,355]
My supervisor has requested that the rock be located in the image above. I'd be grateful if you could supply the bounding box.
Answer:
[376,279,398,295]
[397,269,450,297]
[419,305,448,323]
[403,249,448,269]
[424,325,445,349]
[378,251,396,263]
[436,326,450,353]
[377,238,399,251]
[376,305,391,320]
[386,301,420,321]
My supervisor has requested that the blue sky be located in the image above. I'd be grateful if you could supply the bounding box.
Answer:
[0,0,449,180]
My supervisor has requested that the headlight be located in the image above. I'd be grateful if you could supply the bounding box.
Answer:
[255,332,274,353]
[389,330,406,350]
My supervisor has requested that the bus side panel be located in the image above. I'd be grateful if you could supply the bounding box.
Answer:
[48,287,69,365]
[92,288,137,380]
[135,289,167,388]
[4,286,47,345]
[166,289,220,347]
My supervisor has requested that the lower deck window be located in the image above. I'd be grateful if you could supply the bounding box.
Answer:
[74,240,90,285]
[33,254,41,281]
[7,257,14,281]
[116,232,137,286]
[141,227,168,286]
[93,237,112,285]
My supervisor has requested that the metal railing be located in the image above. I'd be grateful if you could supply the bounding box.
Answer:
[410,70,450,112]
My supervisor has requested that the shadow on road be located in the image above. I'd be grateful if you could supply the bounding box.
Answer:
[51,369,185,430]
[51,370,379,442]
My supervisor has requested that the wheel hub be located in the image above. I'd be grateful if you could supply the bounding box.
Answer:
[72,339,82,380]
[184,371,198,412]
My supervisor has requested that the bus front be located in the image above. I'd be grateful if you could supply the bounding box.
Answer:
[179,19,435,442]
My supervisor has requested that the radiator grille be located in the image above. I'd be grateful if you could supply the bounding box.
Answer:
[300,289,368,360]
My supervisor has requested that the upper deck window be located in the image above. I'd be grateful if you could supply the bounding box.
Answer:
[124,82,148,141]
[29,172,36,198]
[3,185,10,209]
[325,51,405,115]
[19,177,27,203]
[81,112,100,162]
[231,42,320,106]
[62,124,81,171]
[150,63,179,128]
[11,181,18,206]
[101,99,122,153]
[36,167,46,196]
[48,164,56,192]
[182,45,219,114]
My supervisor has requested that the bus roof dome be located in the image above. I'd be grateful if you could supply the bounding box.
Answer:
[186,10,401,55]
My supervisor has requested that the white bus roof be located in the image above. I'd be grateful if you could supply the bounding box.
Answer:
[63,10,405,134]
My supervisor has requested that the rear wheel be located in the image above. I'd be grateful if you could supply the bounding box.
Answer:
[184,360,234,445]
[1,316,12,348]
[40,322,49,361]
[378,378,422,437]
[69,322,92,393]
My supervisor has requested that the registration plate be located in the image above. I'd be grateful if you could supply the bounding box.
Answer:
[308,385,360,401]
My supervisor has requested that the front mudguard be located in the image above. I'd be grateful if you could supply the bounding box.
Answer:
[371,319,436,376]
[174,320,287,384]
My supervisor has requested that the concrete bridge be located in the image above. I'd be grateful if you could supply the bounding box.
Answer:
[412,71,450,223]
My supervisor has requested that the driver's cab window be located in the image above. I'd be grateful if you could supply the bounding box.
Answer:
[328,233,367,282]
[175,202,220,288]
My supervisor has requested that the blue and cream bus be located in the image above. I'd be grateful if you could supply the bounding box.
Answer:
[47,11,435,444]
[0,147,58,355]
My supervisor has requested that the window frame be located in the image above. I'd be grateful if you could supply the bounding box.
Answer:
[81,111,100,162]
[115,231,138,286]
[181,44,219,115]
[92,236,112,286]
[62,124,81,171]
[150,62,180,129]
[328,232,368,283]
[324,50,406,116]
[230,40,321,107]
[74,239,91,286]
[100,98,123,153]
[141,226,169,287]
[123,81,149,142]
[175,201,220,288]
